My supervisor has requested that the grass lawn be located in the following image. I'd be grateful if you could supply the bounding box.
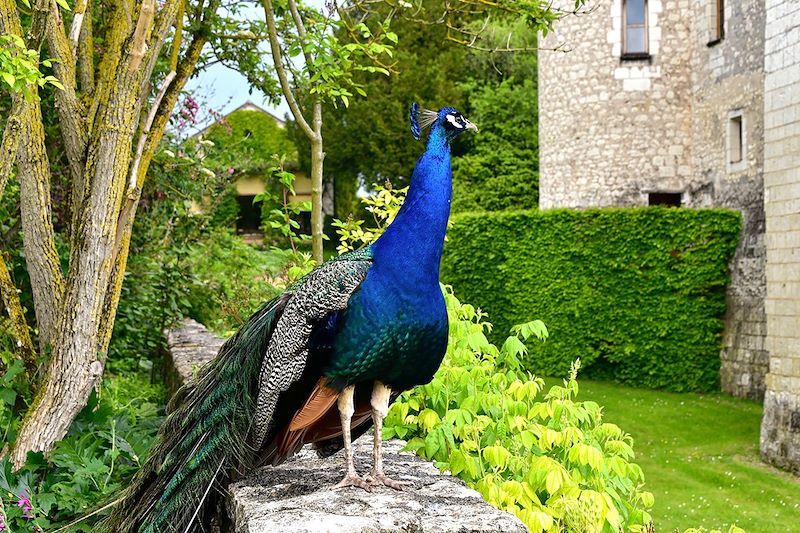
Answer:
[565,378,800,532]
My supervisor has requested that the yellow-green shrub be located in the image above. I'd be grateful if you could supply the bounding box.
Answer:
[384,287,654,532]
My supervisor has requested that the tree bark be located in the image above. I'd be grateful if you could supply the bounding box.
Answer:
[310,102,325,263]
[17,104,66,349]
[9,0,190,468]
[10,58,144,467]
[0,95,36,375]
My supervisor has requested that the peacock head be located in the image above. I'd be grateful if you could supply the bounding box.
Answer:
[410,103,478,143]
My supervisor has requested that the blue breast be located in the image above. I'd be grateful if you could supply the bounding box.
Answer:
[324,126,453,390]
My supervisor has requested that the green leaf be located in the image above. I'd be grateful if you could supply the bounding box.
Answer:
[1,72,15,87]
[448,448,467,476]
[418,408,441,431]
[483,445,510,470]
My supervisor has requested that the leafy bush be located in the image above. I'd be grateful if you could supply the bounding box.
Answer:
[332,182,408,254]
[384,287,654,532]
[198,107,296,175]
[0,363,164,531]
[451,76,539,213]
[441,208,741,391]
[108,250,195,374]
[183,230,287,334]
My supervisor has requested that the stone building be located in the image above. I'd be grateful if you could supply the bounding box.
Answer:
[759,0,800,474]
[538,0,798,471]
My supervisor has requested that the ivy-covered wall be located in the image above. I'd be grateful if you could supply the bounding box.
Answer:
[442,208,742,391]
[202,107,295,174]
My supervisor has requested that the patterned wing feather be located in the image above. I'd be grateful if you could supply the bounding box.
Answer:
[252,252,372,446]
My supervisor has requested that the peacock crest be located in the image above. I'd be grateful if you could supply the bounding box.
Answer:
[409,102,440,140]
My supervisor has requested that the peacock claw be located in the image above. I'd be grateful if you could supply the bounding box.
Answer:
[366,472,410,491]
[332,473,372,492]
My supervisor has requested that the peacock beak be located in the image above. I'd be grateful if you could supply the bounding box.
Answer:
[465,119,478,133]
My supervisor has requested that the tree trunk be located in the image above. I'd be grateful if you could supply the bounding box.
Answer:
[310,101,325,264]
[10,62,144,466]
[6,0,214,468]
[16,98,66,349]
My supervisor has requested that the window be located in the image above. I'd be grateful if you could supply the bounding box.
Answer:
[236,195,261,232]
[709,0,724,45]
[729,114,743,165]
[648,192,682,207]
[623,0,649,58]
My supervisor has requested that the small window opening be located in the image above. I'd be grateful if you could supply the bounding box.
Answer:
[709,0,724,45]
[236,195,261,232]
[729,115,743,164]
[623,0,649,58]
[648,192,682,207]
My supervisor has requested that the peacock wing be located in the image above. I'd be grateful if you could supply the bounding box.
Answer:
[252,248,373,447]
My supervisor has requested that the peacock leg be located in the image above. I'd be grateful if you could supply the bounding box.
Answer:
[333,384,371,491]
[367,381,409,490]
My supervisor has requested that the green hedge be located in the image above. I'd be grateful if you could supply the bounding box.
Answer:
[441,208,741,391]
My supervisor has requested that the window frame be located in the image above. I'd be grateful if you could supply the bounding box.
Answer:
[708,0,725,46]
[622,0,650,60]
[727,110,746,173]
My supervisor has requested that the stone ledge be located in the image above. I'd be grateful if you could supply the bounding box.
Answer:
[165,318,225,394]
[227,435,526,533]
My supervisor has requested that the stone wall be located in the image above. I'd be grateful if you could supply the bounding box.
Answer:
[689,0,767,399]
[539,0,695,209]
[538,0,769,399]
[759,0,800,474]
[164,319,528,531]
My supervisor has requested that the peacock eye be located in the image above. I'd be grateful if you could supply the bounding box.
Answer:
[445,114,464,129]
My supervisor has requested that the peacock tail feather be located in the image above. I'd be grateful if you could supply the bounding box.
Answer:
[98,294,289,533]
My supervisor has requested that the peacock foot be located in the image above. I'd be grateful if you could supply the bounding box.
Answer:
[332,473,372,492]
[366,471,410,491]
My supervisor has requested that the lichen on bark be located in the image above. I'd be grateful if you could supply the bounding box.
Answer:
[1,0,219,468]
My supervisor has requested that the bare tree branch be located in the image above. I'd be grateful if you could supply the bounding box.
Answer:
[46,1,88,209]
[16,103,67,349]
[87,0,133,133]
[99,0,219,353]
[127,70,175,194]
[0,104,24,201]
[69,0,89,52]
[169,0,185,71]
[0,62,36,374]
[76,0,94,94]
[128,0,155,73]
[0,0,66,348]
[261,0,316,141]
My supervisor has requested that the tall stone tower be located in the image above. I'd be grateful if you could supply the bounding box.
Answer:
[538,0,768,400]
[759,0,800,474]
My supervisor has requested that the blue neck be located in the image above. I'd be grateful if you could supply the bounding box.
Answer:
[372,126,452,288]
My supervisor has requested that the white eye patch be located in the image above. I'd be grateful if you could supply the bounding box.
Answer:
[446,114,464,129]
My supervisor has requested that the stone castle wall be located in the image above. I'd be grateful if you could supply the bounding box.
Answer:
[538,0,768,399]
[689,0,767,399]
[759,0,800,474]
[539,0,695,209]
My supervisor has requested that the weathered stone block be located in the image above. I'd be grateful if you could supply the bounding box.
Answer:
[227,436,526,533]
[761,390,800,474]
[165,318,225,395]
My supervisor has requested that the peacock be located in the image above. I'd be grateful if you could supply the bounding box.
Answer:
[101,103,477,532]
